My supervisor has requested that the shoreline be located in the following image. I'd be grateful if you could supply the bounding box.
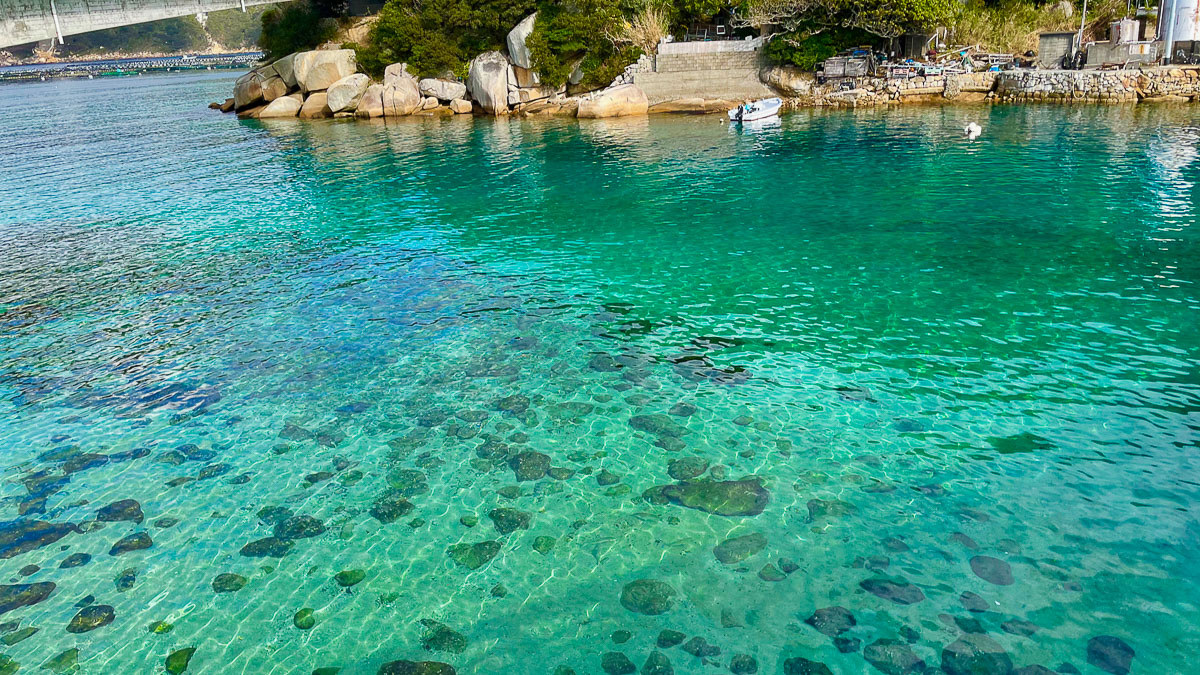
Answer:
[221,51,1200,124]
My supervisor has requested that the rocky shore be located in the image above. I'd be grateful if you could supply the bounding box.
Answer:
[216,15,1200,122]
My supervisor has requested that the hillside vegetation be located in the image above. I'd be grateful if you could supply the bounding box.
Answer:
[57,7,266,56]
[259,0,1139,82]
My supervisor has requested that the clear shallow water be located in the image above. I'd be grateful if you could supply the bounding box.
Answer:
[0,72,1197,675]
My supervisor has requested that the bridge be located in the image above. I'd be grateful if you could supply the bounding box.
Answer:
[0,0,278,49]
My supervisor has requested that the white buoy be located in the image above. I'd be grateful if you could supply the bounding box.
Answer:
[964,122,982,140]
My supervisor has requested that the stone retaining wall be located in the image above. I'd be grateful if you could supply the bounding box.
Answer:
[760,66,1200,107]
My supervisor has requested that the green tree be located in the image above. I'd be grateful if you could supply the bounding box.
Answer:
[259,1,339,60]
[362,0,537,77]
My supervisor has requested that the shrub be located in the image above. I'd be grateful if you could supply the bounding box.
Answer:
[764,27,873,69]
[365,0,538,78]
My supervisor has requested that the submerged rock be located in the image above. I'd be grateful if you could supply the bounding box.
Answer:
[67,604,115,633]
[970,556,1014,586]
[667,457,708,481]
[42,648,77,672]
[859,578,925,605]
[941,634,1014,675]
[488,508,531,535]
[377,660,456,675]
[370,490,415,524]
[59,552,91,569]
[641,651,673,675]
[165,647,196,674]
[257,506,294,526]
[805,606,856,637]
[212,573,247,593]
[420,619,467,654]
[1087,636,1134,675]
[387,469,430,497]
[109,531,152,556]
[960,591,990,612]
[240,537,293,558]
[629,414,686,438]
[0,582,55,616]
[620,579,676,615]
[987,432,1053,455]
[782,657,833,675]
[114,567,137,592]
[335,569,366,588]
[274,515,326,540]
[657,629,686,648]
[447,541,501,570]
[729,654,758,674]
[0,520,79,559]
[645,479,769,517]
[863,639,925,674]
[294,608,316,629]
[509,452,551,481]
[96,499,144,524]
[601,652,636,675]
[533,536,556,554]
[806,498,857,521]
[681,637,719,658]
[713,532,767,564]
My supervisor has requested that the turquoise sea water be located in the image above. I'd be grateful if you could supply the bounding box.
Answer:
[0,72,1197,675]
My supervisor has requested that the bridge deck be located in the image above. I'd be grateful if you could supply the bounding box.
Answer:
[0,0,278,49]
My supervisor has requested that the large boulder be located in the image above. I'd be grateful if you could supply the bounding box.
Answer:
[507,13,537,69]
[326,73,371,113]
[355,82,422,118]
[298,92,332,119]
[258,96,303,118]
[419,78,468,102]
[233,68,279,109]
[449,99,473,114]
[293,49,357,93]
[272,53,299,89]
[761,65,816,99]
[384,62,414,86]
[467,51,511,115]
[577,84,648,118]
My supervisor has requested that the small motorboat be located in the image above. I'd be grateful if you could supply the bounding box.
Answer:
[728,97,782,123]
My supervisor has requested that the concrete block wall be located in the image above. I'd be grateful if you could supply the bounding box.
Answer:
[1,0,276,48]
[654,51,762,73]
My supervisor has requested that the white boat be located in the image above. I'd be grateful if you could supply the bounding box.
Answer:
[728,97,782,123]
